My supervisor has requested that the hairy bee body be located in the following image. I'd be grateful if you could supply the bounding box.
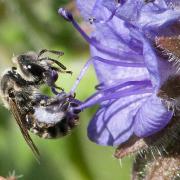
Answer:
[26,100,78,139]
[0,50,80,158]
[0,68,36,111]
[27,96,79,139]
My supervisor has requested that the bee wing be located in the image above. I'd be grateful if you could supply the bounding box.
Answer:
[9,98,40,161]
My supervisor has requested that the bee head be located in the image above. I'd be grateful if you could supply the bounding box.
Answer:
[12,52,46,82]
[11,50,69,90]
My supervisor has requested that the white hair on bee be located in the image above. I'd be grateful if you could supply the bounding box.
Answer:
[0,68,13,109]
[33,106,65,124]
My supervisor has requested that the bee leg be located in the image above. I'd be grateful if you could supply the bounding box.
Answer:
[38,57,67,70]
[45,70,64,93]
[51,86,64,95]
[43,70,60,91]
[69,92,76,98]
[55,85,64,91]
[40,96,64,106]
[59,69,73,75]
[65,71,72,75]
[51,67,72,75]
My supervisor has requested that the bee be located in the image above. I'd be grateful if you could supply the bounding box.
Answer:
[0,50,80,160]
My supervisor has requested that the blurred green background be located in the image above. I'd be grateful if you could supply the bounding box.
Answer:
[0,0,132,179]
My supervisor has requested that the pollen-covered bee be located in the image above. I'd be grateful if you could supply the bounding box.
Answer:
[0,50,80,159]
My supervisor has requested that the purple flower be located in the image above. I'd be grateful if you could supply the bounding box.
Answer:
[59,0,180,146]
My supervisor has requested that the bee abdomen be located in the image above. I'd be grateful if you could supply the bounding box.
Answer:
[30,116,79,139]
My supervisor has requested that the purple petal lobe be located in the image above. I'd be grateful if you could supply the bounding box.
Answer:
[88,93,150,146]
[134,94,173,137]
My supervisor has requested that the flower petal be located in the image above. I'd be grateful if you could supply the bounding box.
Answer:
[76,0,96,21]
[134,94,173,137]
[90,23,150,85]
[88,93,150,146]
[114,0,180,30]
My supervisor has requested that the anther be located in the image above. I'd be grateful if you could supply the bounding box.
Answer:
[58,8,73,22]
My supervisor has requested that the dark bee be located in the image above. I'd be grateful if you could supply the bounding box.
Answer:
[0,50,80,159]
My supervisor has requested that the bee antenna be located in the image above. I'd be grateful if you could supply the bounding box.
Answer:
[38,49,64,58]
[12,67,17,72]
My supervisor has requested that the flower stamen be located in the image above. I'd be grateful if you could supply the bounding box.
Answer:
[75,82,152,110]
[70,56,146,94]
